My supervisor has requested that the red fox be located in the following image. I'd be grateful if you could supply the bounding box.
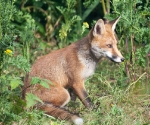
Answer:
[23,17,124,125]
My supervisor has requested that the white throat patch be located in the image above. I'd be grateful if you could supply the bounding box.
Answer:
[78,54,96,80]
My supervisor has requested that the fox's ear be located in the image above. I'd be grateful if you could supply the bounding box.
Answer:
[93,19,106,36]
[109,16,120,31]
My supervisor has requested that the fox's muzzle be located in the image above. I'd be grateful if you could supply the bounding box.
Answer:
[112,55,125,62]
[105,51,124,63]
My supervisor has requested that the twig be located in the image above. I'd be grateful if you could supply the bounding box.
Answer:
[54,16,63,28]
[24,6,48,16]
[125,72,146,93]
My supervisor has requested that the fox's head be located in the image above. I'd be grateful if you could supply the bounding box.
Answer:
[90,17,124,63]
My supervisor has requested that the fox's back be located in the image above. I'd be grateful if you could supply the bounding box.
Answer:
[30,43,81,87]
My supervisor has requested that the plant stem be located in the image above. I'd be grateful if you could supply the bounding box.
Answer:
[101,0,106,15]
[77,0,82,36]
[146,55,149,93]
[106,0,110,14]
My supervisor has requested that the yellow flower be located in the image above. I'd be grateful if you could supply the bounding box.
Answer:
[4,49,12,55]
[110,103,114,107]
[83,22,89,28]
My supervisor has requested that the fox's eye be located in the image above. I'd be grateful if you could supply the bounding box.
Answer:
[107,44,112,48]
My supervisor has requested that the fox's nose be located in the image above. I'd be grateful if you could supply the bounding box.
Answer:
[121,58,125,62]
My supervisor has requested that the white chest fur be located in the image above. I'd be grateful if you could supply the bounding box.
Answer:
[78,54,97,80]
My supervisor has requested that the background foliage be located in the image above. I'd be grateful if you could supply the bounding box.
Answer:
[0,0,150,125]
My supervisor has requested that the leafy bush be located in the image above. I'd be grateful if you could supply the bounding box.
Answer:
[0,0,150,125]
[0,0,38,124]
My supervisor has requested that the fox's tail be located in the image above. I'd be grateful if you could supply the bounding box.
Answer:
[37,103,83,125]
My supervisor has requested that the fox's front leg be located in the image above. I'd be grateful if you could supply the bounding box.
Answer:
[72,82,93,109]
[68,88,77,101]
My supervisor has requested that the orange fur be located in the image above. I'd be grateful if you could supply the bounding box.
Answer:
[23,17,124,125]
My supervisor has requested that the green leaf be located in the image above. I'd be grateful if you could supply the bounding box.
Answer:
[40,80,50,89]
[31,77,40,84]
[82,0,100,21]
[10,79,21,90]
[26,93,43,108]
